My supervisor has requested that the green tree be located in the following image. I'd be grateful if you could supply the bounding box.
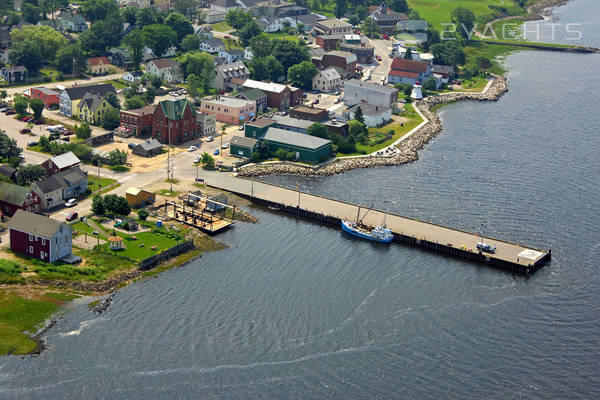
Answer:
[123,29,144,71]
[271,39,310,73]
[16,164,46,186]
[248,57,270,81]
[141,24,177,59]
[249,33,273,59]
[8,38,43,71]
[180,51,215,90]
[307,123,330,139]
[125,95,146,110]
[136,7,162,27]
[389,0,409,13]
[200,152,215,169]
[92,195,105,215]
[82,0,120,22]
[353,106,364,124]
[148,74,163,90]
[181,34,201,52]
[186,74,202,98]
[361,18,379,38]
[108,149,127,165]
[80,18,124,55]
[423,78,437,91]
[10,25,67,61]
[404,47,413,60]
[451,7,476,39]
[101,108,121,130]
[476,56,491,71]
[22,4,41,24]
[137,209,149,220]
[335,0,347,18]
[105,92,120,110]
[13,95,28,116]
[250,151,261,163]
[165,12,194,43]
[347,120,367,142]
[122,6,138,25]
[430,41,466,66]
[173,0,197,19]
[287,61,318,89]
[265,56,284,82]
[103,194,119,216]
[238,20,261,46]
[54,43,87,75]
[29,98,44,120]
[75,122,92,139]
[226,9,253,30]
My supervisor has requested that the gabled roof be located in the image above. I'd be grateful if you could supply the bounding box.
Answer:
[58,166,86,186]
[0,165,16,179]
[325,51,357,64]
[3,66,28,73]
[372,10,407,22]
[148,58,178,70]
[157,99,191,120]
[247,118,275,128]
[60,11,85,23]
[0,182,33,206]
[109,47,132,60]
[79,92,106,113]
[238,88,266,101]
[50,151,81,170]
[243,79,292,94]
[344,79,399,96]
[431,64,455,75]
[203,38,225,48]
[35,174,67,194]
[8,209,66,239]
[317,67,341,81]
[230,136,259,149]
[389,70,419,79]
[136,139,163,151]
[262,127,330,150]
[216,61,248,77]
[62,83,115,100]
[347,103,389,117]
[391,58,429,73]
[87,56,110,66]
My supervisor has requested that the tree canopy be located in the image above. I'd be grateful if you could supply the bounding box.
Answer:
[164,12,194,43]
[287,61,318,89]
[141,24,177,58]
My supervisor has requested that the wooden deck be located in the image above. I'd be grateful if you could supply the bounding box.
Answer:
[207,177,551,274]
[162,200,235,234]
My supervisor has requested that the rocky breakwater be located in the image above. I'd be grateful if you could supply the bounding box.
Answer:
[238,75,508,177]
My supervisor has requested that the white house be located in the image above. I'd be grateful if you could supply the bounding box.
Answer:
[257,16,284,33]
[199,38,225,54]
[123,71,144,83]
[244,47,253,60]
[312,67,342,93]
[145,59,184,83]
[143,46,177,61]
[217,49,244,64]
[343,104,392,127]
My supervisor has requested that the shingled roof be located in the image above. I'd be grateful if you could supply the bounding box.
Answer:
[0,182,33,206]
[391,58,429,73]
[8,209,67,239]
[62,83,116,101]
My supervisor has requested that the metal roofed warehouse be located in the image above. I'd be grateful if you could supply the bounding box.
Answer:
[262,127,331,163]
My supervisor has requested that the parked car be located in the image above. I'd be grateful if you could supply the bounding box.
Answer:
[20,128,31,134]
[5,110,15,115]
[34,119,43,125]
[28,141,38,147]
[66,211,78,221]
[62,130,74,136]
[383,34,390,40]
[476,242,496,254]
[128,143,136,150]
[238,125,244,131]
[375,55,382,61]
[312,99,319,105]
[188,145,197,152]
[213,149,220,155]
[65,198,78,207]
[0,107,7,112]
[193,156,201,163]
[124,162,132,167]
[222,143,229,149]
[205,136,214,142]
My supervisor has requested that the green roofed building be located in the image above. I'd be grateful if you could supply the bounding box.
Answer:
[230,136,259,158]
[152,98,200,144]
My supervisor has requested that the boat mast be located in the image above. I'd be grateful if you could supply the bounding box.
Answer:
[356,206,361,223]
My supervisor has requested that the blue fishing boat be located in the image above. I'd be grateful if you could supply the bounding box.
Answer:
[341,205,393,243]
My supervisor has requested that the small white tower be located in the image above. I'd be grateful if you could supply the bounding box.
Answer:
[411,81,423,100]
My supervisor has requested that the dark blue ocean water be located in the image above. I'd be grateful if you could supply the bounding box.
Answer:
[1,1,599,398]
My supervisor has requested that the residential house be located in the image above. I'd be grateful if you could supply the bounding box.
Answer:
[217,49,244,64]
[0,27,12,48]
[343,79,399,110]
[108,47,134,69]
[314,18,352,36]
[230,136,259,158]
[235,88,267,112]
[312,67,342,93]
[197,112,217,137]
[132,139,163,157]
[200,96,256,125]
[125,187,155,208]
[242,79,303,110]
[257,16,284,33]
[152,99,201,144]
[0,49,9,64]
[343,103,391,127]
[122,22,133,35]
[314,51,357,78]
[29,87,60,109]
[8,210,73,263]
[244,47,253,60]
[41,151,82,176]
[87,57,112,75]
[211,61,250,91]
[0,182,42,217]
[0,165,17,182]
[122,71,144,83]
[59,11,88,32]
[387,58,431,85]
[289,105,327,122]
[283,13,323,31]
[1,66,28,83]
[199,38,225,54]
[206,10,227,24]
[120,104,156,136]
[77,93,115,124]
[369,4,407,35]
[59,83,115,117]
[32,166,88,210]
[195,25,213,40]
[145,58,184,83]
[142,45,176,61]
[431,64,455,84]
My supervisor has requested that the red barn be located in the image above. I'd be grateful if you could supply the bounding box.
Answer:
[29,87,60,109]
[0,182,42,217]
[8,210,73,263]
[152,99,199,144]
[40,151,81,176]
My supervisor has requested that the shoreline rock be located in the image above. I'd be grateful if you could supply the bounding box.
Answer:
[238,74,508,177]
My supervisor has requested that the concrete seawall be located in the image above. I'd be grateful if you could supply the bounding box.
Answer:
[238,74,509,177]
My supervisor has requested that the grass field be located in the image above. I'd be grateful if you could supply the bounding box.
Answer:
[408,0,523,29]
[87,176,118,197]
[464,42,523,74]
[105,231,179,261]
[0,290,59,355]
[212,22,233,32]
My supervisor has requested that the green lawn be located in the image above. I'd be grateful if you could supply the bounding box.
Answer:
[0,291,59,355]
[464,42,522,74]
[154,189,180,197]
[212,22,233,32]
[265,32,302,42]
[110,79,130,90]
[407,0,523,30]
[87,176,118,197]
[105,231,180,261]
[0,259,25,284]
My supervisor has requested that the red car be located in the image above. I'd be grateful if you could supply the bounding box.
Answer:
[66,211,78,222]
[375,55,382,61]
[383,35,390,40]
[311,99,319,105]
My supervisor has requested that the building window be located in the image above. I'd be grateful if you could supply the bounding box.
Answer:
[29,234,33,241]
[29,246,33,253]
[42,238,46,245]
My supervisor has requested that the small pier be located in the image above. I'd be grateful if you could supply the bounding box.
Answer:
[161,199,235,234]
[207,177,551,274]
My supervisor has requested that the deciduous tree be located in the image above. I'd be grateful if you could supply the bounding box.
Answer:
[165,12,194,43]
[287,61,318,89]
[16,164,46,186]
[29,98,44,120]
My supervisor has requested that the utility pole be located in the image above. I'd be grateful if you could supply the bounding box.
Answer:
[96,159,100,195]
[72,56,75,78]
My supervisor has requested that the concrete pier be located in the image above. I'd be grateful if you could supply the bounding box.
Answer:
[208,177,551,274]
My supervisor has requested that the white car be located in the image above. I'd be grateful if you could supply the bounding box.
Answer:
[65,198,77,207]
[193,156,201,163]
[205,136,214,142]
[188,145,197,152]
[222,143,229,149]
